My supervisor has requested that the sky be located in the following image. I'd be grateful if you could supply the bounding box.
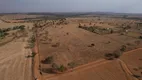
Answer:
[0,0,142,13]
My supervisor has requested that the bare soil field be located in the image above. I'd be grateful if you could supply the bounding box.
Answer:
[0,14,142,80]
[120,48,142,79]
[35,16,142,80]
[0,38,32,80]
[0,17,34,80]
[39,20,142,67]
[44,60,133,80]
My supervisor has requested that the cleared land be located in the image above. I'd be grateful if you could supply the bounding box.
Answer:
[120,48,142,79]
[0,14,142,80]
[0,38,32,80]
[0,16,33,80]
[44,60,133,80]
[41,49,142,80]
[36,17,142,80]
[39,18,142,68]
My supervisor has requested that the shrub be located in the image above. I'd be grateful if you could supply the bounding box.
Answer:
[68,62,77,68]
[88,43,95,47]
[105,51,122,60]
[104,53,114,60]
[19,25,25,31]
[26,52,36,58]
[110,29,113,34]
[113,53,120,58]
[66,32,69,35]
[139,36,142,39]
[133,68,138,71]
[52,63,59,69]
[29,43,35,48]
[41,68,53,73]
[120,45,126,52]
[57,65,67,72]
[138,67,142,69]
[31,52,36,57]
[113,51,122,58]
[30,35,35,43]
[51,43,60,47]
[133,75,141,78]
[42,56,53,64]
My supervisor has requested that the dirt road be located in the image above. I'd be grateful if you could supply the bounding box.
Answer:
[118,59,138,80]
[33,30,42,80]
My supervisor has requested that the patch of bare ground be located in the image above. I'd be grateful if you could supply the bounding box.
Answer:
[0,38,32,80]
[35,17,142,80]
[44,60,132,80]
[120,48,142,80]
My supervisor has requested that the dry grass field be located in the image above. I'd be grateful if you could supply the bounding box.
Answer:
[0,14,142,80]
[39,17,142,67]
[35,16,142,80]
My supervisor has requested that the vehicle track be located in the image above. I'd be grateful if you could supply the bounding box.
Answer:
[0,39,32,80]
[44,59,111,79]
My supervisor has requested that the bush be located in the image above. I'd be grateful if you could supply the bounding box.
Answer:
[57,65,67,72]
[133,75,141,78]
[68,62,77,68]
[52,63,59,69]
[31,52,36,57]
[51,64,67,73]
[120,45,126,52]
[78,25,82,28]
[26,52,36,58]
[110,29,113,34]
[42,56,53,64]
[51,43,60,47]
[19,25,25,31]
[113,51,122,58]
[139,36,142,39]
[105,51,122,60]
[41,68,53,73]
[30,35,35,43]
[105,53,114,60]
[88,43,95,47]
[29,43,35,48]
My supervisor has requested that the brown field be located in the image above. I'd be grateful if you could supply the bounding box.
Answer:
[44,60,133,80]
[0,17,33,80]
[0,14,142,80]
[121,48,142,79]
[36,16,142,80]
[39,17,142,67]
[0,38,32,80]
